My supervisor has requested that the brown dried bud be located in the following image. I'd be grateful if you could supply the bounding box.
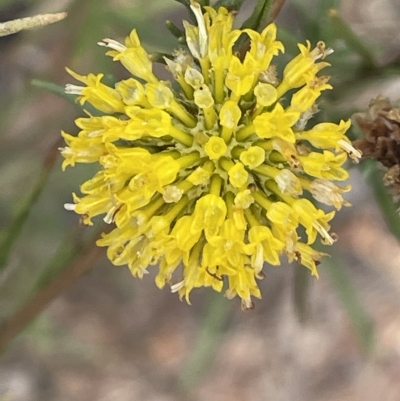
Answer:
[354,96,400,167]
[354,96,400,203]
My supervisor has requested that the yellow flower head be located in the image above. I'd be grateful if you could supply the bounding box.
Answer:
[61,2,360,309]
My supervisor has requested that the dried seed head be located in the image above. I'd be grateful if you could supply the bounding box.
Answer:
[354,96,400,206]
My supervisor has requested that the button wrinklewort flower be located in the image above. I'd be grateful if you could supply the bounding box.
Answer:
[61,2,361,309]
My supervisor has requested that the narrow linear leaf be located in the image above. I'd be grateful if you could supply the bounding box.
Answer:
[328,9,378,69]
[23,224,103,313]
[0,242,104,352]
[32,79,103,116]
[293,264,311,322]
[179,291,231,391]
[0,168,51,271]
[31,79,72,101]
[241,0,275,31]
[30,227,86,294]
[265,0,286,24]
[361,160,400,240]
[325,254,374,355]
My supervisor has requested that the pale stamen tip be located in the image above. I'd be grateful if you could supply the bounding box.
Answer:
[64,203,76,211]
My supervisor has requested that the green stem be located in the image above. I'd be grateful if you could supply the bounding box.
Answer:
[178,291,231,392]
[29,225,101,297]
[0,141,60,271]
[293,263,311,323]
[0,241,104,352]
[324,252,374,355]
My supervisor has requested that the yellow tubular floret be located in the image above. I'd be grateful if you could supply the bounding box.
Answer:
[62,1,358,308]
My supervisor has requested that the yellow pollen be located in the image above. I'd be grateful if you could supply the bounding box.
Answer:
[240,146,265,169]
[204,136,227,160]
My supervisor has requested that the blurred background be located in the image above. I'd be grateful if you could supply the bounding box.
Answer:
[1,0,400,400]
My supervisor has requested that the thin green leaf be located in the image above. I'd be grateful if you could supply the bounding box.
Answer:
[293,264,311,322]
[0,169,51,271]
[361,160,400,240]
[324,254,375,354]
[179,291,231,391]
[32,79,104,116]
[0,242,104,352]
[25,223,102,308]
[241,0,274,30]
[328,9,378,69]
[31,79,72,101]
[30,228,85,294]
